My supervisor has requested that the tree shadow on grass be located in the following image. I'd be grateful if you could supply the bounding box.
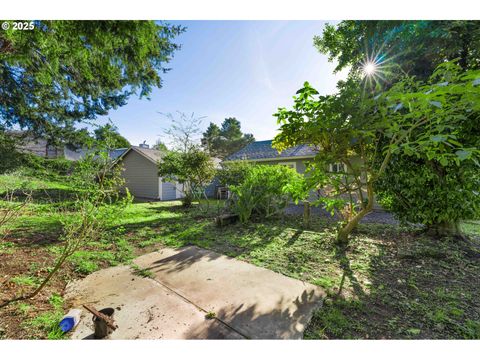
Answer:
[305,226,480,339]
[3,188,81,205]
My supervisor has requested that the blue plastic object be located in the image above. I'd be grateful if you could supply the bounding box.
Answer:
[59,317,75,332]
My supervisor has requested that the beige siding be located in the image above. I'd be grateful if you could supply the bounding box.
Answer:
[119,150,159,199]
[252,158,310,174]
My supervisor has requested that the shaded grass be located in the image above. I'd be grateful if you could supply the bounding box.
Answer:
[23,294,66,340]
[1,172,479,339]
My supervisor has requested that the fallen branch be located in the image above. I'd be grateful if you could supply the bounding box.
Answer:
[83,304,118,330]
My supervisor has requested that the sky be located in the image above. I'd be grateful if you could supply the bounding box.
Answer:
[98,20,348,146]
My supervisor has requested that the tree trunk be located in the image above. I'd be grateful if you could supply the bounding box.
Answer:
[303,201,311,228]
[336,182,374,245]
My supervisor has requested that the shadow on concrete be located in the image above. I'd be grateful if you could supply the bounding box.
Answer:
[146,246,224,274]
[185,288,322,339]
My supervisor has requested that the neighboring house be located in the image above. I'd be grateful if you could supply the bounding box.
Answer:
[115,144,222,201]
[11,130,127,161]
[115,145,183,200]
[64,147,128,161]
[225,140,318,174]
[226,140,381,209]
[12,131,64,158]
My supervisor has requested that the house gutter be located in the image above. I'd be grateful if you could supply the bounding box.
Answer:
[222,155,316,164]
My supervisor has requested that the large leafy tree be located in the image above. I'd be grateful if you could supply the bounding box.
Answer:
[274,62,480,244]
[310,20,480,237]
[201,117,254,159]
[315,21,480,79]
[158,147,216,207]
[0,21,184,137]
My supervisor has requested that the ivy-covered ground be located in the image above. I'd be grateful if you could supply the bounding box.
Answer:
[1,171,479,339]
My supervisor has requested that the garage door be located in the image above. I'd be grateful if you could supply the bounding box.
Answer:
[161,181,178,200]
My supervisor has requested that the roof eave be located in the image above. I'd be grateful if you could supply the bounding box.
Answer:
[223,155,316,163]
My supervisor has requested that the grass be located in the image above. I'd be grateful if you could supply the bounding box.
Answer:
[205,311,216,320]
[22,294,66,340]
[10,275,41,287]
[1,170,479,339]
[130,264,155,279]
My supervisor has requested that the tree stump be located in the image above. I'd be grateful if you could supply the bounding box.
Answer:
[215,213,239,227]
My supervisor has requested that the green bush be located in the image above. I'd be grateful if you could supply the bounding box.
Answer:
[377,156,480,228]
[216,161,253,187]
[23,155,75,178]
[229,165,304,222]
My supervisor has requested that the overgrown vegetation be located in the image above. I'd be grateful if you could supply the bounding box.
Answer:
[0,129,131,310]
[227,164,306,222]
[158,148,216,207]
[273,20,480,244]
[1,168,479,339]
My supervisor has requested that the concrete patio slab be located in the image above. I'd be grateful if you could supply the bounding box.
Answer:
[134,246,324,339]
[65,246,324,339]
[65,265,242,339]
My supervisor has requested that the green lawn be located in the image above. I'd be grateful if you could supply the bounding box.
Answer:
[1,172,479,339]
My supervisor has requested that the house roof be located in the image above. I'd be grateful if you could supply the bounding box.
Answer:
[131,146,163,163]
[119,146,164,164]
[226,140,318,161]
[109,148,129,160]
[117,147,221,168]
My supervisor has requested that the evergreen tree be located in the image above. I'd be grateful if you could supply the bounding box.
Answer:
[201,118,254,158]
[0,21,184,137]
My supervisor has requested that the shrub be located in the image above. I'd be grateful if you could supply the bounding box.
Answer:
[158,148,216,207]
[229,165,304,222]
[216,161,252,187]
[377,156,480,230]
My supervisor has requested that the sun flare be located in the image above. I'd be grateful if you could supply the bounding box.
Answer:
[363,62,377,76]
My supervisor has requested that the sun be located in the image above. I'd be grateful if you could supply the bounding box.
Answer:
[363,62,377,76]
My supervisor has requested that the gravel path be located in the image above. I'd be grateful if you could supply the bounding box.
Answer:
[285,204,399,225]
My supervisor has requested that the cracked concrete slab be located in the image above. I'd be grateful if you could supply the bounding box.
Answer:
[65,246,324,339]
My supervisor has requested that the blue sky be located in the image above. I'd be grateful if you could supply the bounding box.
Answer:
[99,21,347,146]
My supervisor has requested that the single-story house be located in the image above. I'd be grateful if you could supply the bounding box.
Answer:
[115,145,185,200]
[225,140,319,173]
[226,140,381,209]
[115,144,221,201]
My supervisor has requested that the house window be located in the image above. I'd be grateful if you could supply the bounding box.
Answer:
[329,162,347,173]
[278,162,297,171]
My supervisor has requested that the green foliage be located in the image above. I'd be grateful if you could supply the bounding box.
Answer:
[305,302,354,339]
[205,311,216,320]
[158,148,216,207]
[93,123,130,149]
[27,310,65,340]
[0,131,25,174]
[130,264,155,279]
[11,276,40,287]
[373,62,480,229]
[20,156,75,180]
[229,165,304,222]
[377,156,480,225]
[315,21,480,80]
[201,118,255,159]
[152,139,169,152]
[216,161,253,187]
[48,293,64,310]
[0,21,184,137]
[375,62,480,167]
[274,61,480,241]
